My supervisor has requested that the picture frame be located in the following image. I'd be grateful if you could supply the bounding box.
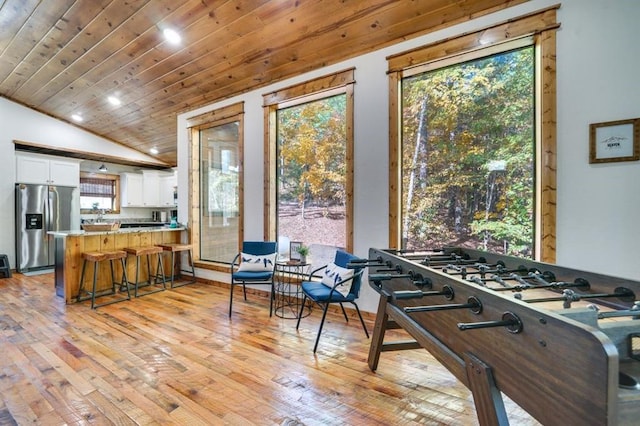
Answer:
[289,241,302,261]
[589,118,640,164]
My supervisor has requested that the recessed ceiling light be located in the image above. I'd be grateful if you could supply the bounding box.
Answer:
[107,96,121,106]
[150,147,159,154]
[163,28,181,45]
[71,114,83,122]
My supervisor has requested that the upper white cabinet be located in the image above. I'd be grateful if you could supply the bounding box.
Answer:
[142,171,160,207]
[120,170,176,208]
[120,172,144,207]
[159,172,177,207]
[16,152,80,187]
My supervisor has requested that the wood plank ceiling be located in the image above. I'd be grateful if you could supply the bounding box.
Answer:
[0,0,527,167]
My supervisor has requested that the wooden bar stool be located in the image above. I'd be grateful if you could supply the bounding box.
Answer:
[77,250,130,309]
[158,243,196,288]
[124,246,166,297]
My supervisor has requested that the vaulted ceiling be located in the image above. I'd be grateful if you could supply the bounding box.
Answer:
[0,0,525,166]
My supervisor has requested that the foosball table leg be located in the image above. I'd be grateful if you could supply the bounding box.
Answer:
[464,352,509,426]
[368,292,391,371]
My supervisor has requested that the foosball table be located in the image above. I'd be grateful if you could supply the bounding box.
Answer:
[361,247,640,425]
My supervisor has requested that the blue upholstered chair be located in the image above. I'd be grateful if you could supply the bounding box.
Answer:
[229,241,278,317]
[295,250,369,352]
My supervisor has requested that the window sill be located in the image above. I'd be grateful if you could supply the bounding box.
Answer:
[193,261,231,274]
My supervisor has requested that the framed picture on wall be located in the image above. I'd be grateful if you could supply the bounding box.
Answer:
[589,118,640,163]
[289,241,302,261]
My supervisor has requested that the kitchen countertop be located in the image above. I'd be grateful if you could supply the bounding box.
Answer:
[49,226,185,237]
[119,221,171,228]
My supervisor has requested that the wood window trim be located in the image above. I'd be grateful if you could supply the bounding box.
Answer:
[388,5,559,262]
[188,102,245,265]
[79,171,121,214]
[262,68,355,252]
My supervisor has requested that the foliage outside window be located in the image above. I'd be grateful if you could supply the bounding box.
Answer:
[401,47,535,257]
[388,7,558,262]
[79,172,120,213]
[264,69,355,267]
[277,95,347,255]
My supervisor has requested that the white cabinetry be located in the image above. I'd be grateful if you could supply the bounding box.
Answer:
[120,170,176,208]
[16,152,80,187]
[142,171,160,207]
[120,173,144,207]
[159,173,177,207]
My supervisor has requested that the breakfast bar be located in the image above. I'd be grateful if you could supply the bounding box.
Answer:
[51,226,185,304]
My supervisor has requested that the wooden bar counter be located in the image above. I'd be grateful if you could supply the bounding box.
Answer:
[50,226,184,304]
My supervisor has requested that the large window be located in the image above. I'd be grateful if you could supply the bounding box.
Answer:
[189,103,244,265]
[388,7,558,261]
[401,46,535,257]
[199,122,240,262]
[264,69,354,267]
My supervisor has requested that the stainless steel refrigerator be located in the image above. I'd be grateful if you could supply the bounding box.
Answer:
[15,183,80,273]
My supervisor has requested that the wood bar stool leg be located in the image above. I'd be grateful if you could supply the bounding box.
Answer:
[146,253,166,288]
[145,254,152,289]
[125,246,166,297]
[77,259,89,301]
[169,251,176,288]
[158,244,196,289]
[156,253,166,287]
[134,255,141,297]
[90,259,99,309]
[119,257,131,300]
[77,251,129,308]
[184,249,196,285]
[109,259,117,293]
[94,252,131,308]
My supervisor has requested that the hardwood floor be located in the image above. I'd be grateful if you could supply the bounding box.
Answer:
[0,272,538,425]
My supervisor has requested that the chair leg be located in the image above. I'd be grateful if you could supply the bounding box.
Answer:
[313,303,330,353]
[242,283,247,300]
[339,303,349,322]
[268,282,274,317]
[353,302,370,338]
[296,294,308,330]
[229,282,235,317]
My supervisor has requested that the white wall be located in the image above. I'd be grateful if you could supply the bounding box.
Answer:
[0,97,165,268]
[173,0,636,313]
[555,0,640,279]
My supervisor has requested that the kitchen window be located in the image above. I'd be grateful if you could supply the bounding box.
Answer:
[79,172,120,214]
